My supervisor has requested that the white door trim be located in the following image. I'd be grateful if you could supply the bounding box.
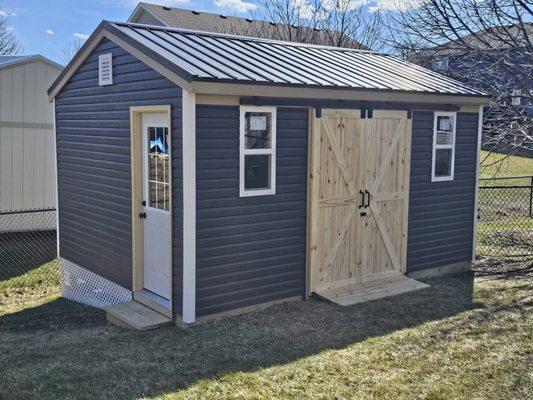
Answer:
[130,105,173,316]
[182,89,196,324]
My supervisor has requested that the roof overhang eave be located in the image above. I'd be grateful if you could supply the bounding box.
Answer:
[191,80,491,105]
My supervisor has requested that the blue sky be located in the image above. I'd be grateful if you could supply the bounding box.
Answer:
[1,0,407,65]
[1,1,224,65]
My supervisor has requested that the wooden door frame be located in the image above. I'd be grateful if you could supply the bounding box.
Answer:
[130,105,173,317]
[306,108,413,296]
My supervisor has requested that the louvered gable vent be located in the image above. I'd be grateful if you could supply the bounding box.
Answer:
[98,53,113,86]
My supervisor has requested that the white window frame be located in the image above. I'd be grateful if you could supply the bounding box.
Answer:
[511,89,521,106]
[239,106,277,197]
[431,111,457,182]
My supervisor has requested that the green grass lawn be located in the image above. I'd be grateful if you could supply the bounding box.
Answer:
[1,263,532,400]
[480,150,533,183]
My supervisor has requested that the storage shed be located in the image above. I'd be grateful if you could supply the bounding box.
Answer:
[48,21,489,328]
[0,55,62,230]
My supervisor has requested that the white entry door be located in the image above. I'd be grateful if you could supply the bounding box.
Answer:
[141,113,171,300]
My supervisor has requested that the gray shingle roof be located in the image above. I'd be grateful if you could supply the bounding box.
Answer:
[109,21,487,96]
[131,2,366,49]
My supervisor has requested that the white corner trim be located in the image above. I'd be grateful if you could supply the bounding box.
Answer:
[53,99,60,258]
[239,106,277,197]
[431,111,457,182]
[182,89,196,323]
[472,105,484,262]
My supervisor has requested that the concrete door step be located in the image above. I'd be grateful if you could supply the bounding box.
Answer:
[104,301,173,331]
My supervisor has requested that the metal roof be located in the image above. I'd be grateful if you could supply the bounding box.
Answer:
[107,22,486,96]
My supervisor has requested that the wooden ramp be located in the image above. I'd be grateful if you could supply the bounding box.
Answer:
[104,301,173,331]
[315,276,429,306]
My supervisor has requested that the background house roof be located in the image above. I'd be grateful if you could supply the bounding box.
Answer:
[128,2,366,49]
[0,54,63,71]
[109,21,486,96]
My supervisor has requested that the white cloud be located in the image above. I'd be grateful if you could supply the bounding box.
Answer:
[100,0,190,7]
[213,0,258,13]
[0,9,17,17]
[323,0,371,11]
[46,28,55,35]
[291,0,316,19]
[73,32,90,40]
[369,0,422,12]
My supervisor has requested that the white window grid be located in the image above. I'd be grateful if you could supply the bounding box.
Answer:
[147,127,169,210]
[239,106,277,197]
[431,111,457,182]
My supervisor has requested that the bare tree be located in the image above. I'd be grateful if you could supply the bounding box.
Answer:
[222,0,386,50]
[62,39,83,63]
[386,0,532,164]
[0,10,21,55]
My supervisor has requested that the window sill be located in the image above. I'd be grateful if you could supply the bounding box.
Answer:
[240,188,276,197]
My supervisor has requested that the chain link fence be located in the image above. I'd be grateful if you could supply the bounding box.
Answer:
[0,208,59,289]
[477,176,533,261]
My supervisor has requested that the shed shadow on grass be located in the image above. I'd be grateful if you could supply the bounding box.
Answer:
[0,274,476,400]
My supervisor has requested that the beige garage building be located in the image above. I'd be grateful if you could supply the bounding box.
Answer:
[0,55,62,230]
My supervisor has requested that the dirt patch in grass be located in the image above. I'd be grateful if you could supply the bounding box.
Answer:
[0,271,531,400]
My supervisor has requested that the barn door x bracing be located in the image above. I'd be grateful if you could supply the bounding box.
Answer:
[308,109,427,304]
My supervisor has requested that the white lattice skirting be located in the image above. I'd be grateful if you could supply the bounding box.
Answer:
[60,258,132,308]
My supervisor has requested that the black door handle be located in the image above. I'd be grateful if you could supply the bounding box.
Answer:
[364,190,371,208]
[359,190,365,209]
[139,212,147,219]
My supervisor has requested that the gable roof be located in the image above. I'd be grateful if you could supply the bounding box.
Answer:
[128,2,366,49]
[0,54,63,71]
[48,21,488,101]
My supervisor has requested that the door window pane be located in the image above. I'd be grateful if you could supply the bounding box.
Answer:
[244,154,271,190]
[434,149,452,177]
[245,112,271,149]
[147,126,169,211]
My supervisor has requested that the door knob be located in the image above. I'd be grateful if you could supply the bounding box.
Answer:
[139,212,147,219]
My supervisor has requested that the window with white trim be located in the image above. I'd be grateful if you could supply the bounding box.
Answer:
[239,106,276,197]
[511,89,522,106]
[431,57,449,71]
[432,112,456,182]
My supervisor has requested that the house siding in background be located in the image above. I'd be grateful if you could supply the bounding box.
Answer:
[407,111,479,271]
[55,39,183,296]
[0,59,60,214]
[195,105,308,317]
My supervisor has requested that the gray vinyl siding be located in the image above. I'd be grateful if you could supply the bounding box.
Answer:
[407,111,479,272]
[196,105,308,317]
[55,39,182,299]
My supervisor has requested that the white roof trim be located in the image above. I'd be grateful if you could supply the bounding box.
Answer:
[127,3,169,26]
[0,55,63,72]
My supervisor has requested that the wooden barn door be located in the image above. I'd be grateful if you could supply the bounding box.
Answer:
[308,109,412,298]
